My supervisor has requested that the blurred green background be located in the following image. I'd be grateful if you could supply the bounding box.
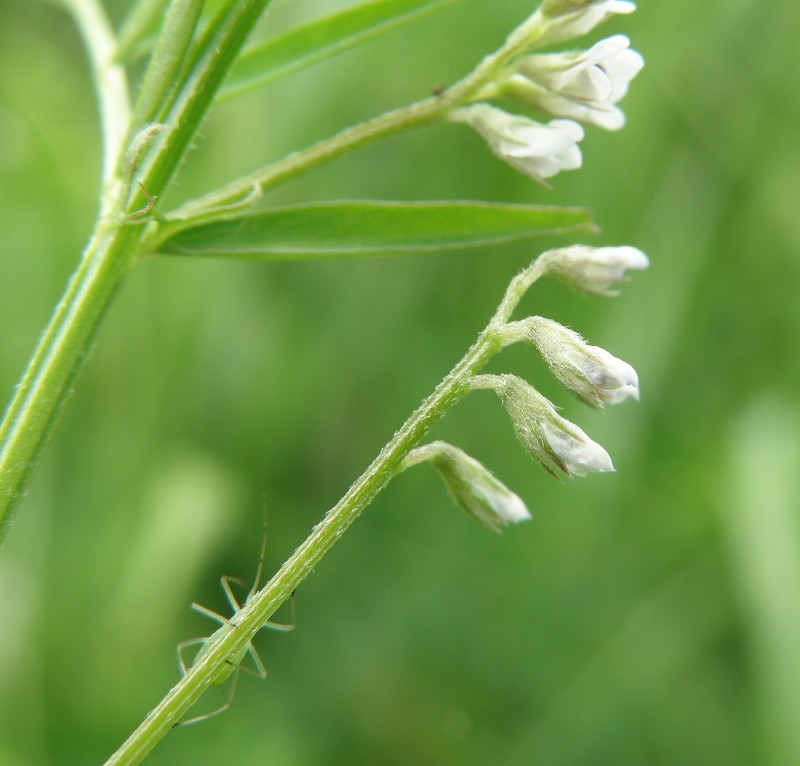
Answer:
[2,1,800,764]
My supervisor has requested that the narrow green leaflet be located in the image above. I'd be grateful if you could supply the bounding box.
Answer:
[131,0,205,127]
[136,0,275,198]
[115,0,166,63]
[218,0,463,102]
[157,201,595,259]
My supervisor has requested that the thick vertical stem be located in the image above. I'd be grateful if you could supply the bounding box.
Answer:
[0,222,144,544]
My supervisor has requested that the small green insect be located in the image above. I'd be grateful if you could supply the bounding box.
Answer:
[175,514,295,727]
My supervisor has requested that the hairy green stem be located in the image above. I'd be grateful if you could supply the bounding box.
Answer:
[103,256,542,764]
[105,325,501,766]
[60,0,131,205]
[495,257,548,321]
[158,95,445,231]
[0,222,144,544]
[156,6,549,237]
[0,0,136,545]
[0,0,275,547]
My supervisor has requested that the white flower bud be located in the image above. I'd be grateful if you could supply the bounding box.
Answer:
[539,244,649,295]
[404,441,531,532]
[539,0,636,45]
[449,104,583,183]
[518,317,639,407]
[472,374,614,477]
[499,35,644,131]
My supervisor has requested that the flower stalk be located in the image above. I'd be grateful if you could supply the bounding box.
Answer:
[104,290,509,765]
[155,3,577,235]
[106,231,650,761]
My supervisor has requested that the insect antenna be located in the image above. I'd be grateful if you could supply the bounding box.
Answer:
[246,497,270,604]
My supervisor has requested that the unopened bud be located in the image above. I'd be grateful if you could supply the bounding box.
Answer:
[449,104,583,183]
[471,374,614,477]
[512,317,639,407]
[539,244,648,295]
[539,0,636,45]
[404,441,531,532]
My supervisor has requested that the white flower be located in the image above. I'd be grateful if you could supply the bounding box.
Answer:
[540,417,614,476]
[539,244,649,295]
[449,104,583,182]
[404,441,531,531]
[570,345,640,404]
[539,0,636,45]
[472,374,614,477]
[519,317,639,407]
[500,36,643,130]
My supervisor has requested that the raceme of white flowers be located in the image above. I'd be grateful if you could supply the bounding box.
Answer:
[449,1,642,178]
[398,243,647,532]
[402,3,648,533]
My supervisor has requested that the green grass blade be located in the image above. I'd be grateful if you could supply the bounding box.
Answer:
[157,200,595,259]
[218,0,463,102]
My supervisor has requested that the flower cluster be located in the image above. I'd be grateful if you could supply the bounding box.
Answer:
[475,245,646,497]
[406,4,648,532]
[449,0,642,182]
[496,35,644,131]
[403,243,647,531]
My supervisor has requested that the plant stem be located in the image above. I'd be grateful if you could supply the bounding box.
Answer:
[1,0,278,547]
[104,251,546,762]
[157,6,549,236]
[104,318,511,764]
[60,0,131,206]
[0,221,144,545]
[159,95,445,228]
[0,0,137,546]
[494,257,548,322]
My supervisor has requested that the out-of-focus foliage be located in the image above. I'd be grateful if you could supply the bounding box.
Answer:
[1,1,799,764]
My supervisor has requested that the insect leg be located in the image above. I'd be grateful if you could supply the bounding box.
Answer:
[221,574,246,612]
[173,668,240,728]
[191,602,235,628]
[176,638,207,676]
[235,642,268,680]
[264,590,296,632]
